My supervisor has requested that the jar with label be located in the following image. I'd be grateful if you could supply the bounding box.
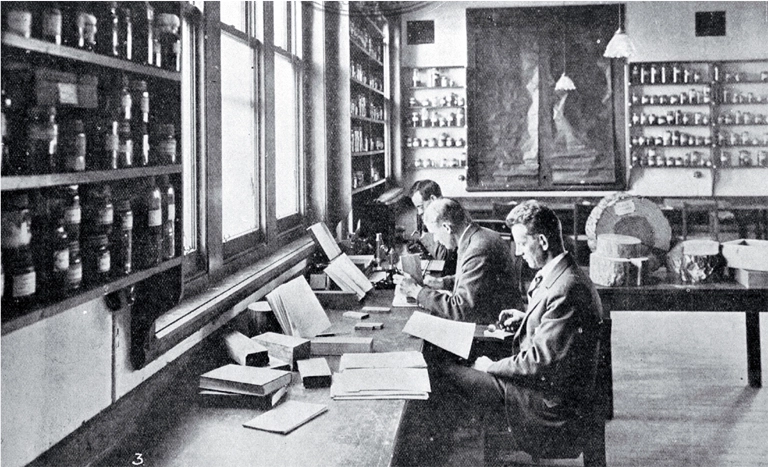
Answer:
[96,115,119,170]
[83,184,114,238]
[429,112,438,128]
[98,2,119,57]
[119,80,132,121]
[2,192,32,252]
[3,247,36,311]
[160,175,175,260]
[67,241,82,292]
[83,234,111,284]
[41,3,62,45]
[26,106,58,174]
[5,4,32,38]
[75,4,97,51]
[457,108,465,126]
[156,13,181,72]
[118,3,133,60]
[62,185,81,242]
[118,121,133,167]
[136,178,163,268]
[61,119,86,172]
[419,108,429,127]
[130,80,149,124]
[133,2,155,65]
[48,220,69,298]
[112,199,133,275]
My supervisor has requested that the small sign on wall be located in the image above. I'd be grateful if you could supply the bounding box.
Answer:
[695,11,726,37]
[407,20,434,44]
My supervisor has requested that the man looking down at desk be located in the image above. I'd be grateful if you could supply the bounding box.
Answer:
[409,179,458,275]
[399,198,522,324]
[431,200,604,451]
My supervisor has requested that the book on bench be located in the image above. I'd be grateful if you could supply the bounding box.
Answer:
[266,276,332,338]
[307,222,373,300]
[199,364,291,397]
[198,386,288,410]
[243,400,328,435]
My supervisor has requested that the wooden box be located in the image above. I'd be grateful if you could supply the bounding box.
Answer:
[251,332,310,370]
[722,239,768,272]
[732,268,768,289]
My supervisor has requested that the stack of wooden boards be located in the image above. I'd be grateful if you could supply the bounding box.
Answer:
[589,234,650,286]
[307,222,373,299]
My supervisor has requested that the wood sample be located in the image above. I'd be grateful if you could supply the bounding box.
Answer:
[198,386,288,410]
[343,311,369,320]
[251,332,310,370]
[722,239,768,272]
[222,331,269,367]
[595,233,642,258]
[590,253,649,287]
[243,401,328,435]
[355,322,384,331]
[310,337,374,355]
[732,268,768,289]
[297,358,332,388]
[198,364,291,397]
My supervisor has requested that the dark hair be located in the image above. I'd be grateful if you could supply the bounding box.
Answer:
[506,200,564,249]
[423,198,469,228]
[409,179,442,200]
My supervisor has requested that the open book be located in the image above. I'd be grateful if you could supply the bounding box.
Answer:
[266,276,332,338]
[307,222,373,300]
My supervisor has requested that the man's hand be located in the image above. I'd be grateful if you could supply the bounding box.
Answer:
[423,275,445,290]
[399,274,423,299]
[497,308,526,332]
[473,356,494,372]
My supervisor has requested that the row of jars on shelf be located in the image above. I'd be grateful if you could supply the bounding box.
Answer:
[1,177,176,311]
[631,89,768,107]
[630,63,768,85]
[351,126,384,153]
[3,2,182,72]
[411,69,459,88]
[352,166,383,190]
[351,93,383,121]
[414,157,467,168]
[632,148,768,168]
[631,110,711,126]
[350,20,383,62]
[409,108,465,128]
[405,136,466,148]
[408,94,465,108]
[631,130,768,147]
[350,60,384,91]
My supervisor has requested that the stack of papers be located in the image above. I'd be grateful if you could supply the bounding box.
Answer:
[331,351,430,400]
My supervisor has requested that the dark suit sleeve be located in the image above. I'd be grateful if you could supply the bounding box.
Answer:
[485,282,591,380]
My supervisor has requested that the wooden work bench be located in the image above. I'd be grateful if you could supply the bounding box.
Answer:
[96,290,422,467]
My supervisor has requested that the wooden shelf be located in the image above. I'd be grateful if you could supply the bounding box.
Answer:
[717,102,768,106]
[406,145,466,150]
[405,125,467,129]
[350,40,383,67]
[410,85,465,90]
[630,102,712,107]
[408,105,465,110]
[2,33,181,81]
[351,78,385,96]
[352,178,386,195]
[351,115,386,124]
[352,150,385,157]
[1,256,183,336]
[1,165,182,191]
[630,123,711,128]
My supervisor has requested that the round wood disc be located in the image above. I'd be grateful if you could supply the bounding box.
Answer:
[586,193,672,255]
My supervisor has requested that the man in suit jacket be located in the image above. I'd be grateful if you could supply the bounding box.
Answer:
[400,198,522,324]
[409,180,458,275]
[432,200,604,451]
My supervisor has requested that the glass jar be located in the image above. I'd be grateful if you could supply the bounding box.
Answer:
[153,124,177,165]
[75,5,97,51]
[62,119,86,172]
[96,115,119,170]
[118,121,133,168]
[160,175,175,260]
[62,185,81,242]
[5,4,33,38]
[133,2,155,65]
[99,2,119,57]
[26,106,58,174]
[67,240,82,292]
[118,3,133,60]
[49,220,69,297]
[156,13,181,72]
[112,199,133,275]
[136,178,163,268]
[130,80,149,124]
[41,3,63,45]
[83,184,114,237]
[83,234,111,284]
[2,192,32,251]
[119,80,132,121]
[3,247,36,310]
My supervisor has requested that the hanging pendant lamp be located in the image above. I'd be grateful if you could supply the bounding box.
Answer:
[555,27,575,91]
[604,4,636,59]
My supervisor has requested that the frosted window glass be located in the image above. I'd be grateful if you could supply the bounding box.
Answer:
[273,1,288,50]
[274,53,299,219]
[221,31,260,240]
[220,1,246,31]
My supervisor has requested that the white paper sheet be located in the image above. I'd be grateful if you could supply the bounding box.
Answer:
[401,311,475,359]
[339,351,427,371]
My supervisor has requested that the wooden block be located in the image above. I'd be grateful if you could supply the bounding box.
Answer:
[198,386,288,410]
[343,311,369,320]
[266,355,291,371]
[362,306,391,314]
[722,239,768,272]
[595,234,642,259]
[355,322,384,331]
[251,332,310,370]
[590,253,649,287]
[309,273,329,290]
[310,337,374,356]
[222,331,269,367]
[314,290,359,309]
[732,268,768,288]
[297,358,332,388]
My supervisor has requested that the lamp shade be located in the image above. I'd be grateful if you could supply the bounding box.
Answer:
[555,73,576,91]
[603,28,636,58]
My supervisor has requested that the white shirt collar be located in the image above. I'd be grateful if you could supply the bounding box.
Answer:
[535,251,567,284]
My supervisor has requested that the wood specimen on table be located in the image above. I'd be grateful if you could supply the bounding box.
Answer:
[310,337,374,355]
[198,365,291,397]
[666,239,722,284]
[721,239,768,272]
[251,332,311,370]
[297,358,333,388]
[731,268,768,289]
[343,311,369,320]
[590,233,649,286]
[595,234,642,258]
[198,386,288,410]
[355,322,384,331]
[222,331,269,367]
[362,306,391,314]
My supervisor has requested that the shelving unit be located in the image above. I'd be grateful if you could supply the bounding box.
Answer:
[349,3,390,216]
[1,2,185,349]
[404,66,468,170]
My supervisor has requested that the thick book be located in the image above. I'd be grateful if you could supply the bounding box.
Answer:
[265,276,332,338]
[307,222,343,260]
[222,330,269,366]
[199,364,291,397]
[243,400,328,435]
[325,254,373,300]
[198,386,288,410]
[297,358,332,389]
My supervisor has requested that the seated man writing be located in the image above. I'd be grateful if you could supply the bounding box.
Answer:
[430,200,605,451]
[399,198,522,324]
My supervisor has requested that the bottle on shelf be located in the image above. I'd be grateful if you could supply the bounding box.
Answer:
[160,175,175,260]
[156,12,181,72]
[82,184,114,239]
[154,124,177,165]
[1,87,10,175]
[4,3,33,38]
[2,246,36,313]
[67,240,82,292]
[118,2,133,60]
[112,198,133,276]
[132,2,155,66]
[40,2,63,45]
[94,112,119,170]
[74,3,98,51]
[117,121,133,168]
[98,2,120,58]
[136,177,163,269]
[47,219,70,299]
[61,119,86,172]
[2,192,35,312]
[25,106,58,175]
[83,234,111,285]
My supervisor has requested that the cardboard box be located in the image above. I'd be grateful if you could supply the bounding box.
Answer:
[722,239,768,272]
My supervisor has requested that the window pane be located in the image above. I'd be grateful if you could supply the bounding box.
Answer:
[220,1,246,31]
[294,2,302,59]
[181,16,197,253]
[220,31,260,240]
[274,53,299,219]
[273,1,288,50]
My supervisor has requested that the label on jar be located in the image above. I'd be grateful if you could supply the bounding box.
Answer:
[121,94,132,120]
[140,135,150,165]
[97,205,114,225]
[105,133,119,152]
[6,11,33,37]
[64,206,81,225]
[67,262,82,285]
[120,211,133,230]
[42,10,62,38]
[12,271,36,298]
[148,208,162,227]
[156,139,177,163]
[167,203,175,222]
[98,251,111,273]
[119,139,133,167]
[53,248,70,272]
[58,83,79,105]
[1,210,32,248]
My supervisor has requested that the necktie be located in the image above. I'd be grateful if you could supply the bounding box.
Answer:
[528,274,543,298]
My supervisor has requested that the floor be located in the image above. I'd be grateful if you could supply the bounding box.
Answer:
[393,311,768,467]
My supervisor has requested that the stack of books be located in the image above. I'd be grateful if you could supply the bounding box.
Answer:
[198,364,292,410]
[308,223,373,300]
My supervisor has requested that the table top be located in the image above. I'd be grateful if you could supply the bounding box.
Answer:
[97,290,422,467]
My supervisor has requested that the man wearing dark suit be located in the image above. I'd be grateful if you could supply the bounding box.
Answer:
[399,198,522,324]
[432,200,604,451]
[409,180,457,276]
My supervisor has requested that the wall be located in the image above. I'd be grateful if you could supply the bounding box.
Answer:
[400,1,768,198]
